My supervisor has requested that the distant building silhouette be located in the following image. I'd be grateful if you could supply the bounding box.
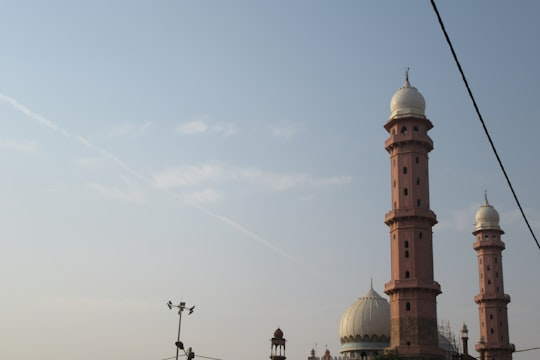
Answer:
[271,328,287,360]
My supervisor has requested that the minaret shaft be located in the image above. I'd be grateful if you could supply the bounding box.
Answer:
[473,203,514,360]
[383,78,443,359]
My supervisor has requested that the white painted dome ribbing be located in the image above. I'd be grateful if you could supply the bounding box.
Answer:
[339,285,390,340]
[475,192,501,231]
[390,71,426,119]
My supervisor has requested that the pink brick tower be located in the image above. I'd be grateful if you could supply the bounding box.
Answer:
[473,194,514,360]
[383,72,444,359]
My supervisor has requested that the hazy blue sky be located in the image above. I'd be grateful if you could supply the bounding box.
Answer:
[0,1,539,360]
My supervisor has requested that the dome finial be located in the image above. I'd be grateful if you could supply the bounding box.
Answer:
[484,190,490,206]
[404,67,411,87]
[370,277,373,289]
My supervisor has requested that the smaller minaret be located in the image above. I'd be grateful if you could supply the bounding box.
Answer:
[321,349,332,360]
[460,323,470,358]
[473,194,515,360]
[270,328,286,360]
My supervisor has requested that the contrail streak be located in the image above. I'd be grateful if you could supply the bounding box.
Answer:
[0,93,144,182]
[0,92,324,277]
[194,204,321,276]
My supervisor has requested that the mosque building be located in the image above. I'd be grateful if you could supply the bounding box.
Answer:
[268,74,514,360]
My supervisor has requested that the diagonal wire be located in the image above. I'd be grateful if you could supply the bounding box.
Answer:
[430,0,540,251]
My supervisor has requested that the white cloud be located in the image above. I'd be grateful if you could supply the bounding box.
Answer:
[501,207,540,229]
[313,175,353,187]
[107,121,152,137]
[176,119,209,135]
[153,164,224,189]
[236,168,307,191]
[182,188,224,205]
[268,121,297,139]
[210,122,238,137]
[152,164,352,193]
[89,179,146,203]
[74,156,105,170]
[436,203,479,232]
[0,138,39,155]
[176,117,237,137]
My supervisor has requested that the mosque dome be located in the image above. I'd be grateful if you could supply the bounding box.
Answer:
[273,328,284,339]
[475,193,500,231]
[339,286,390,349]
[390,71,426,119]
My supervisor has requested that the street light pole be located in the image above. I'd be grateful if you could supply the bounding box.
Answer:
[167,301,195,360]
[175,302,184,360]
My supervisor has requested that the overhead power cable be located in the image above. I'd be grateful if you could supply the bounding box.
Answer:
[430,0,540,251]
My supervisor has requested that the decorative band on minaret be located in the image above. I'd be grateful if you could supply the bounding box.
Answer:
[383,73,444,359]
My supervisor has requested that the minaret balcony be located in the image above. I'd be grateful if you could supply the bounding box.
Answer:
[384,279,441,295]
[474,293,511,304]
[384,133,433,151]
[475,342,515,353]
[473,238,506,251]
[384,208,437,225]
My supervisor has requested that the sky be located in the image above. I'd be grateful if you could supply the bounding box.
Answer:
[0,1,539,360]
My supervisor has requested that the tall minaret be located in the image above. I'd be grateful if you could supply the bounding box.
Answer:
[473,194,515,360]
[383,72,444,359]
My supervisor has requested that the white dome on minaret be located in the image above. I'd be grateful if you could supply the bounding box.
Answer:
[475,192,501,231]
[389,69,426,119]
